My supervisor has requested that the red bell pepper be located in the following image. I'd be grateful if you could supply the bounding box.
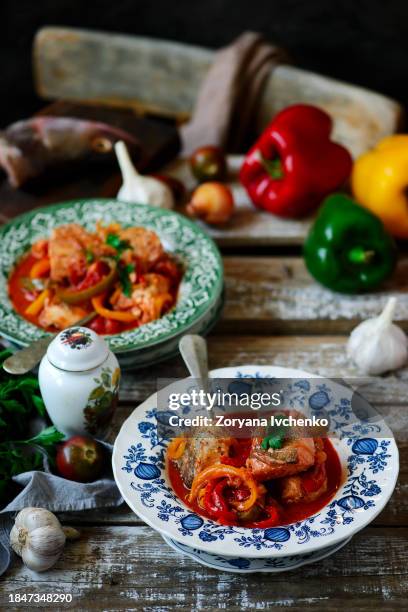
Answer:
[239,104,352,218]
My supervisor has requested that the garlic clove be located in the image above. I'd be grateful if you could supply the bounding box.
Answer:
[115,140,174,209]
[347,297,408,375]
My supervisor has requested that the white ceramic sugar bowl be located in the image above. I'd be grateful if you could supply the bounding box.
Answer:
[39,327,121,439]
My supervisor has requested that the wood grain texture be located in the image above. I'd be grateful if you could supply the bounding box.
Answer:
[168,155,313,246]
[1,527,406,610]
[33,27,402,157]
[116,335,408,407]
[222,255,408,333]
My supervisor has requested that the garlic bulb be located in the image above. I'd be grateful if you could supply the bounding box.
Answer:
[347,297,408,375]
[115,140,174,209]
[10,507,79,572]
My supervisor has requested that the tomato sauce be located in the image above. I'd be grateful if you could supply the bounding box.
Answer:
[167,437,342,527]
[8,251,181,335]
[8,253,47,328]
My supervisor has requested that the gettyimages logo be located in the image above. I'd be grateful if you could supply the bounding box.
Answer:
[155,377,384,440]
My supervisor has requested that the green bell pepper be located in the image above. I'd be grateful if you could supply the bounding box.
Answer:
[303,194,396,293]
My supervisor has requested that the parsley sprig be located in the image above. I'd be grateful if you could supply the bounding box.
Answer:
[0,349,64,504]
[106,233,135,297]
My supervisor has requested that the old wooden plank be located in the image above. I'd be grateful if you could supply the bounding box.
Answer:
[116,335,408,407]
[168,156,313,246]
[1,527,406,610]
[33,27,402,158]
[222,255,408,333]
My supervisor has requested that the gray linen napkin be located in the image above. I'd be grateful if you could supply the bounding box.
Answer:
[0,441,122,575]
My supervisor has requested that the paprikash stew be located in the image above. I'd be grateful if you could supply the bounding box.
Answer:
[9,222,182,335]
[167,415,342,527]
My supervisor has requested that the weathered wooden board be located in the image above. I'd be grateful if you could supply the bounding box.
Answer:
[33,27,403,157]
[167,156,313,246]
[116,335,408,407]
[1,527,406,610]
[222,255,408,333]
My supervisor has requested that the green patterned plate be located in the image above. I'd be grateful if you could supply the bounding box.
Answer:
[0,199,223,353]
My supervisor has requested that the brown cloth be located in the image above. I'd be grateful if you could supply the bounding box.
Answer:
[181,32,288,155]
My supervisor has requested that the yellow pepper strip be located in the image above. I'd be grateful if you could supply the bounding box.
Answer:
[91,294,139,322]
[25,289,50,316]
[30,257,51,279]
[189,464,258,512]
[167,437,187,460]
[352,134,408,239]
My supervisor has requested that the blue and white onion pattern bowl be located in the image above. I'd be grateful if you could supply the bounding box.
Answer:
[162,534,352,573]
[112,365,399,559]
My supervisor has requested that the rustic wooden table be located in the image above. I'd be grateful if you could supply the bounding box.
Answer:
[0,107,406,610]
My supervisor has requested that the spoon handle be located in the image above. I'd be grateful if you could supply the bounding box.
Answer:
[179,334,210,395]
[2,336,54,375]
[2,312,97,375]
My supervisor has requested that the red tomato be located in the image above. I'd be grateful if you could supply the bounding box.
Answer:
[190,146,227,182]
[56,436,106,483]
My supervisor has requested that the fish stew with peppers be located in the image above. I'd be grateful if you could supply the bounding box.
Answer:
[167,425,342,527]
[9,222,182,335]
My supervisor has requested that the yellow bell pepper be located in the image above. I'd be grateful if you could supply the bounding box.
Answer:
[352,135,408,239]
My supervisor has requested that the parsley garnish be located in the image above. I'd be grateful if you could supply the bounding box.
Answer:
[106,233,131,254]
[85,249,94,264]
[261,414,287,450]
[0,350,64,503]
[106,233,134,296]
[118,262,135,297]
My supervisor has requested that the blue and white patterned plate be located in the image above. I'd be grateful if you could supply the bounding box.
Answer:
[162,534,353,573]
[112,365,399,559]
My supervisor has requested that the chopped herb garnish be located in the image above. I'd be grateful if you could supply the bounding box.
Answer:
[85,249,95,264]
[106,233,133,296]
[118,262,135,297]
[106,233,131,254]
[261,414,287,450]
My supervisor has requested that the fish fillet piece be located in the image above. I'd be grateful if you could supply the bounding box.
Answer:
[247,437,316,481]
[280,439,328,503]
[38,298,87,329]
[176,431,232,488]
[48,223,111,282]
[119,227,164,270]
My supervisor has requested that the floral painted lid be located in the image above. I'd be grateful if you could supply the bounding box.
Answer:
[47,327,109,372]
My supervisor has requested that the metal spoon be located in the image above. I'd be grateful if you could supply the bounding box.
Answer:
[179,334,211,408]
[2,312,97,375]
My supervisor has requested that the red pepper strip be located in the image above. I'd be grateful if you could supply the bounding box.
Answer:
[203,479,236,524]
[189,464,258,512]
[57,260,117,305]
[246,504,280,528]
[239,104,352,218]
[301,461,327,494]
